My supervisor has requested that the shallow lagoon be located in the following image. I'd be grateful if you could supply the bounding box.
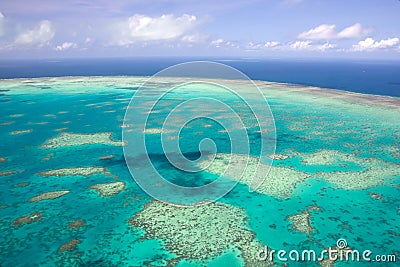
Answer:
[0,76,399,266]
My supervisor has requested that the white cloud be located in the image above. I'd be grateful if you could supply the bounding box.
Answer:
[115,14,198,45]
[15,20,55,45]
[55,42,77,51]
[317,42,336,51]
[289,40,336,51]
[264,41,280,48]
[290,40,312,49]
[210,38,239,49]
[246,40,334,52]
[211,38,225,47]
[337,23,370,39]
[352,37,399,51]
[298,24,336,40]
[181,33,208,43]
[298,23,370,40]
[246,41,281,50]
[0,12,5,37]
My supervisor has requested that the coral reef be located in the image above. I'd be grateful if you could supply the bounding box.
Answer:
[300,150,347,166]
[1,121,15,125]
[0,170,23,176]
[318,161,398,190]
[268,153,288,160]
[55,127,68,132]
[199,153,311,198]
[58,239,81,253]
[99,155,115,160]
[68,219,85,229]
[10,114,24,118]
[12,212,43,227]
[129,200,274,266]
[29,190,70,202]
[13,182,30,187]
[0,170,17,177]
[38,167,107,177]
[368,192,384,201]
[299,150,399,190]
[286,206,321,234]
[11,129,33,135]
[40,132,124,148]
[89,181,126,196]
[143,128,173,134]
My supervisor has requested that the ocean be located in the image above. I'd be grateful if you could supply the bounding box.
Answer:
[0,59,399,266]
[1,58,399,97]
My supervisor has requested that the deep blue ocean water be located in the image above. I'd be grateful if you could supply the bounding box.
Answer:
[1,58,399,97]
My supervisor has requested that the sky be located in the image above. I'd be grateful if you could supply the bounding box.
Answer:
[0,0,399,59]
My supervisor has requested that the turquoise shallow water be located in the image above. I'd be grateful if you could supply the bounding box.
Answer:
[0,76,399,266]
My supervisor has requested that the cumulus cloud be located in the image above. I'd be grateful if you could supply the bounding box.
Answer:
[264,41,280,48]
[0,12,6,37]
[337,23,370,39]
[352,37,399,51]
[15,20,55,45]
[55,42,77,51]
[298,23,370,40]
[114,14,198,45]
[211,38,225,47]
[246,40,334,52]
[0,12,5,37]
[210,38,239,49]
[317,42,336,51]
[290,40,312,49]
[246,41,281,50]
[298,24,335,40]
[289,40,336,51]
[181,33,208,43]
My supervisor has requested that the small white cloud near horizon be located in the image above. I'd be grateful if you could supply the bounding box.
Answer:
[352,37,399,51]
[289,40,336,51]
[0,12,5,37]
[114,14,198,45]
[246,41,281,50]
[15,20,55,45]
[211,38,225,48]
[290,40,312,49]
[317,42,336,51]
[55,42,77,51]
[246,40,334,52]
[210,38,239,49]
[264,41,280,48]
[298,23,370,40]
[181,33,208,43]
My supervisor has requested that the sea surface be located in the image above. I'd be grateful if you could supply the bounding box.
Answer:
[0,58,400,97]
[0,60,399,266]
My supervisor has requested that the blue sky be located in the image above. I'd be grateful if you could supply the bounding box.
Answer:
[0,0,399,59]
